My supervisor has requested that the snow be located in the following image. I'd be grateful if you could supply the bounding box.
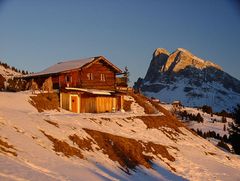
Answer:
[1,91,240,181]
[24,58,94,77]
[0,65,21,79]
[161,103,232,137]
[65,87,113,95]
[144,77,240,112]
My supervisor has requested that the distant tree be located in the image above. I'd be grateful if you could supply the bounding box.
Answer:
[7,78,27,92]
[228,104,240,155]
[215,110,233,118]
[196,113,204,123]
[222,134,228,143]
[196,129,203,137]
[133,77,144,93]
[203,132,207,138]
[223,124,226,131]
[217,140,231,152]
[202,105,213,114]
[221,116,227,123]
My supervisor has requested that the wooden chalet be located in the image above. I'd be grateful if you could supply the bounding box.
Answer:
[24,56,127,113]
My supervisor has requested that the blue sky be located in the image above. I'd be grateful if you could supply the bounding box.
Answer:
[0,0,240,84]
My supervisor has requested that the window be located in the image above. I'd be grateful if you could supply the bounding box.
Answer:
[100,74,105,81]
[65,75,72,83]
[87,73,93,80]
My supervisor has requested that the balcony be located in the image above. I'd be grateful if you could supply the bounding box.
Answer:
[116,76,128,91]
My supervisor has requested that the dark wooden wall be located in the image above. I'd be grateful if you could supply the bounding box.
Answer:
[58,60,116,90]
[80,61,115,90]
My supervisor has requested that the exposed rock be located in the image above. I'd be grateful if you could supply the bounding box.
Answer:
[136,48,240,112]
[144,48,169,82]
[164,48,222,73]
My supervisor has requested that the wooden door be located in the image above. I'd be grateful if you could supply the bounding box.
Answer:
[71,96,78,113]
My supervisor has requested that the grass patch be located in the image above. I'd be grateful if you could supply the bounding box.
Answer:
[84,128,175,174]
[40,130,83,159]
[129,93,157,114]
[136,115,183,142]
[29,93,59,112]
[0,137,17,156]
[123,100,133,112]
[44,119,59,128]
[69,134,93,151]
[101,117,111,121]
[137,116,183,133]
[149,100,175,118]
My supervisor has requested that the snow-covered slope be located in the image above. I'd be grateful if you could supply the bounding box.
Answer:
[136,48,240,112]
[161,103,232,137]
[1,92,240,181]
[0,64,21,80]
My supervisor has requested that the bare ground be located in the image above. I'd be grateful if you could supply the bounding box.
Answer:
[129,93,157,114]
[84,128,175,174]
[44,119,59,128]
[29,93,59,112]
[0,137,17,156]
[40,130,83,159]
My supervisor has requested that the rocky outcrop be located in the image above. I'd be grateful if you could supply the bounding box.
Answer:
[136,48,240,112]
[164,48,222,73]
[144,48,169,82]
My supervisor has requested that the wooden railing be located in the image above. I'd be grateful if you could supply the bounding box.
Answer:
[116,77,128,87]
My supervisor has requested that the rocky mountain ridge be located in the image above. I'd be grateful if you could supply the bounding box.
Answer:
[136,48,240,112]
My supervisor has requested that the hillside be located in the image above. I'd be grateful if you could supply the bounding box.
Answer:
[160,103,233,147]
[1,92,240,180]
[135,48,240,112]
[0,63,22,90]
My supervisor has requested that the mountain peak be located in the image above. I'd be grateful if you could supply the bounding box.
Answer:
[176,47,192,54]
[164,48,222,72]
[136,47,240,111]
[153,48,170,57]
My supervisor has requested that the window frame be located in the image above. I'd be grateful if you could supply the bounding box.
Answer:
[65,75,72,83]
[100,73,106,81]
[87,73,94,80]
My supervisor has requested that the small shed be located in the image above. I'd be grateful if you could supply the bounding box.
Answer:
[60,87,124,113]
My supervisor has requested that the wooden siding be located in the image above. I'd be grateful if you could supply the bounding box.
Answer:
[52,75,59,89]
[80,95,96,113]
[80,94,119,113]
[58,60,115,90]
[59,70,79,88]
[80,60,115,90]
[61,92,70,111]
[96,97,115,113]
[61,92,124,113]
